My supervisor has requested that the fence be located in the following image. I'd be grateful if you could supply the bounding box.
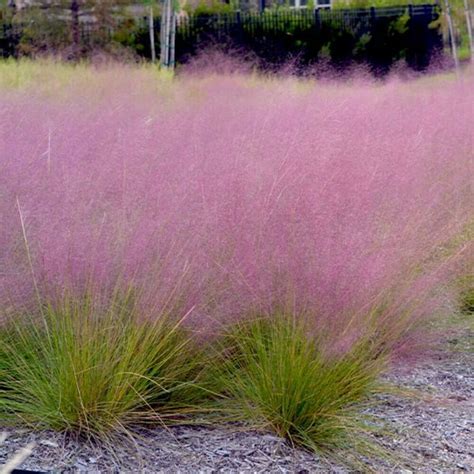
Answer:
[0,5,443,73]
[174,6,442,71]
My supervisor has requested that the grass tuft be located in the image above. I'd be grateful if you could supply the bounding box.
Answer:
[213,314,385,455]
[0,290,206,441]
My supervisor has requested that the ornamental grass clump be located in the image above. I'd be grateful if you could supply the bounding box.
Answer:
[212,313,384,455]
[0,289,206,441]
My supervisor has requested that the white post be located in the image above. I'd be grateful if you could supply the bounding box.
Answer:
[149,5,156,63]
[166,0,173,67]
[169,10,176,67]
[463,0,473,63]
[159,0,177,68]
[444,0,460,73]
[160,0,169,67]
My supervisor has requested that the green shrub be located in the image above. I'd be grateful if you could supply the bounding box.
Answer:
[186,0,236,15]
[13,7,71,57]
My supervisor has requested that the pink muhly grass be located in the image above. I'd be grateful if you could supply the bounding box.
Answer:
[0,70,472,358]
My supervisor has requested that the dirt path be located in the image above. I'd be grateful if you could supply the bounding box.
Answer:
[366,326,474,473]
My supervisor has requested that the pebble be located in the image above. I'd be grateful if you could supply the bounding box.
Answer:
[39,439,59,448]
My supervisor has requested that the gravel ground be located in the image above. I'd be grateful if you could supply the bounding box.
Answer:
[1,328,472,473]
[364,327,474,473]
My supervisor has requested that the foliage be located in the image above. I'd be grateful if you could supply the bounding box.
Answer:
[186,0,237,15]
[12,7,71,58]
[334,0,473,62]
[1,0,146,59]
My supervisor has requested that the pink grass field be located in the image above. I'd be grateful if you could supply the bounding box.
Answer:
[0,67,472,358]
